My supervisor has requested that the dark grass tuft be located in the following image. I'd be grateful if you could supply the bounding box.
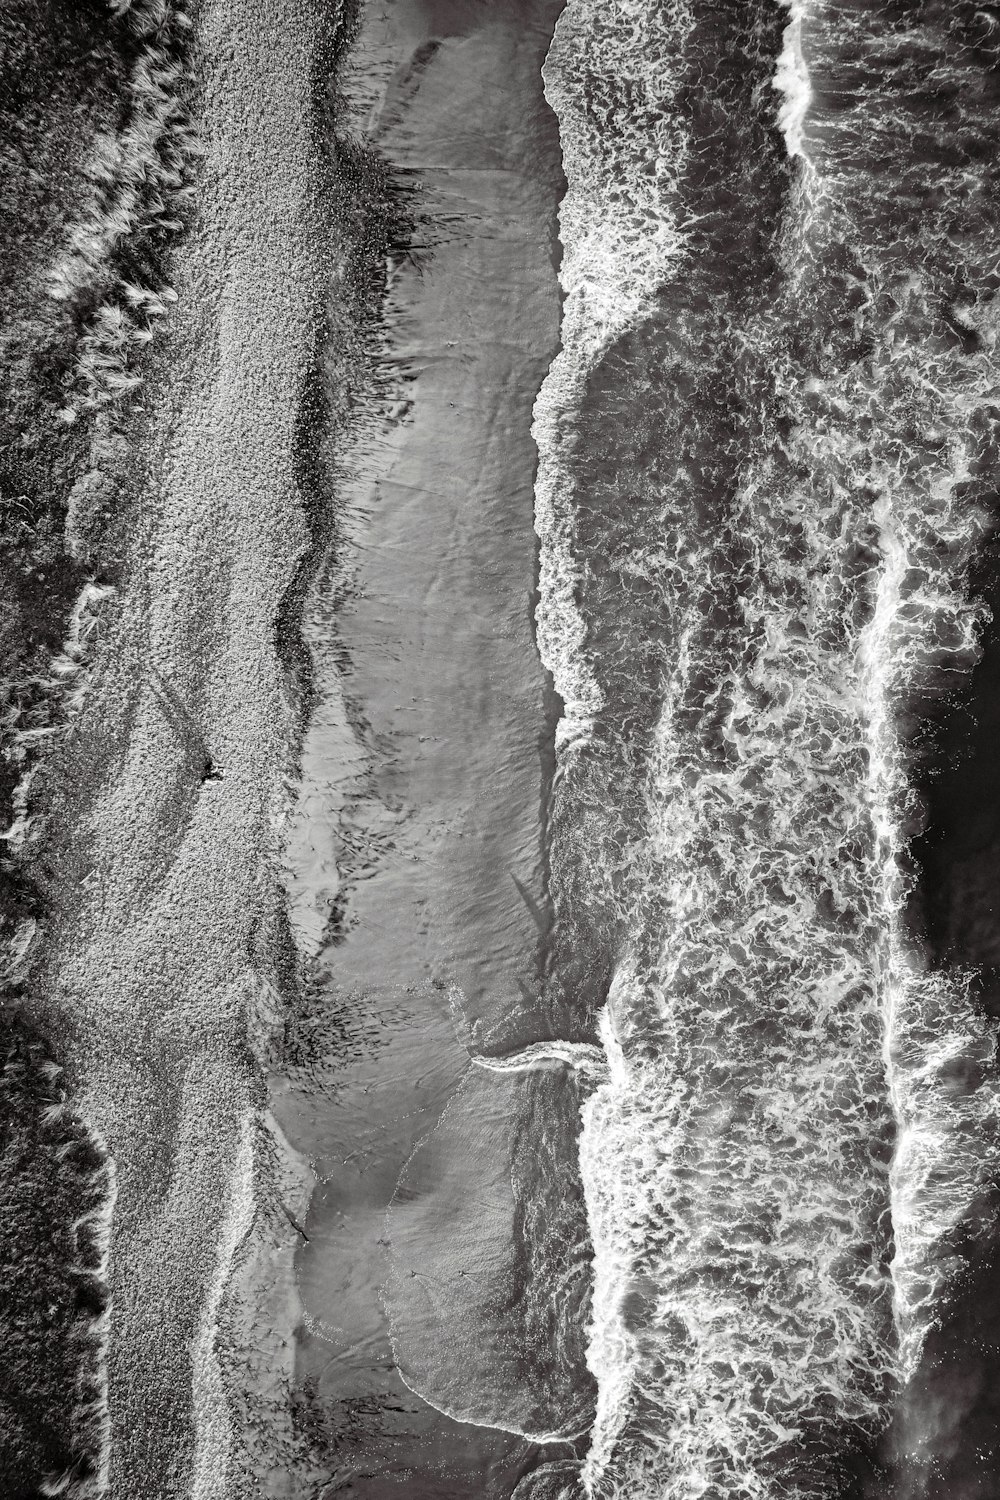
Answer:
[0,1,124,947]
[0,998,110,1498]
[0,3,196,1490]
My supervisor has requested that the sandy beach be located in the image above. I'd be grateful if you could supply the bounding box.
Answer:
[30,1,328,1493]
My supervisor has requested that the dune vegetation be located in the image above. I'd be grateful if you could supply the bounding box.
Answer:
[0,2,194,1493]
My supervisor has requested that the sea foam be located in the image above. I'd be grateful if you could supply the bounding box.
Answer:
[531,0,1000,1494]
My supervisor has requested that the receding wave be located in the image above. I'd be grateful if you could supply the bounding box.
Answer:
[385,1062,596,1444]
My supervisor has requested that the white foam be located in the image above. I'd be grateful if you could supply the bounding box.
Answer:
[471,1039,608,1082]
[532,0,694,748]
[773,0,813,162]
[859,456,999,1384]
[535,1,1000,1493]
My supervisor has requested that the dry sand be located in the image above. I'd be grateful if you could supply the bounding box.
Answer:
[33,1,328,1493]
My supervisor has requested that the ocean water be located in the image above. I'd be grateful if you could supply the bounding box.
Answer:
[518,0,1000,1496]
[275,1,579,1493]
[280,0,1000,1495]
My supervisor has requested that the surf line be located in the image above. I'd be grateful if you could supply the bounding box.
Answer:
[190,1110,256,1500]
[772,0,812,163]
[771,0,944,1380]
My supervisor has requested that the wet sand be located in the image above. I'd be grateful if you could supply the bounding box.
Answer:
[274,0,567,1493]
[30,2,328,1494]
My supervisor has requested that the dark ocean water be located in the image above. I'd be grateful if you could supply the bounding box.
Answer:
[506,0,1000,1497]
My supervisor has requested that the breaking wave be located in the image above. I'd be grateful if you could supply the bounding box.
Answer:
[526,0,1000,1495]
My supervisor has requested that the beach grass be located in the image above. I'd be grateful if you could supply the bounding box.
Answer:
[1,0,195,920]
[0,1000,110,1499]
[0,2,194,1490]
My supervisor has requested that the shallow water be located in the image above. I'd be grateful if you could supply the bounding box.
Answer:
[274,0,574,1490]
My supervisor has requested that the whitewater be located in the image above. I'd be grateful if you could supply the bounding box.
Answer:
[522,0,1000,1495]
